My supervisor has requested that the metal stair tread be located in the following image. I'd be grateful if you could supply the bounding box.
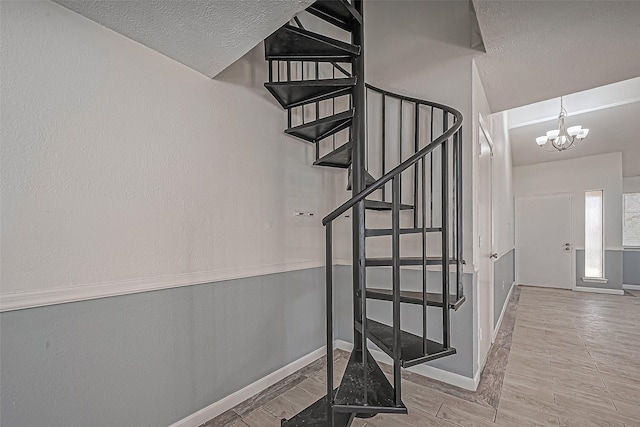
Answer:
[307,0,363,31]
[285,109,354,142]
[365,256,458,266]
[365,288,466,310]
[347,168,376,191]
[363,200,413,211]
[281,389,354,427]
[359,319,457,368]
[333,349,407,415]
[365,227,442,237]
[314,142,352,169]
[264,77,356,109]
[265,24,360,61]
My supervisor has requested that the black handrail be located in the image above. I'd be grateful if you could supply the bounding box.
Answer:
[322,87,462,226]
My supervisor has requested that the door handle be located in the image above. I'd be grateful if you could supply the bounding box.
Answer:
[490,253,498,259]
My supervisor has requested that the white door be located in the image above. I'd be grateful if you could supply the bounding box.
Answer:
[477,126,494,368]
[516,195,573,289]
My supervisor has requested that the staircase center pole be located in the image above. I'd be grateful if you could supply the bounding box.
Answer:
[351,0,366,357]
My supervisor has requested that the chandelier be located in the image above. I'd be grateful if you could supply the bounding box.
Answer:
[535,97,589,151]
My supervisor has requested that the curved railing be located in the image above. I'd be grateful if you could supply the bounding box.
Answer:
[323,84,463,224]
[322,83,464,409]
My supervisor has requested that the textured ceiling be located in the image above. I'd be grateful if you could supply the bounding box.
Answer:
[53,0,314,78]
[473,0,640,112]
[508,78,640,177]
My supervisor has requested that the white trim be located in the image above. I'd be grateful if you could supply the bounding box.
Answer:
[168,346,326,427]
[341,264,476,275]
[623,284,640,290]
[574,247,625,251]
[493,282,515,342]
[581,277,608,284]
[574,287,624,296]
[508,98,640,130]
[0,260,323,312]
[334,340,478,392]
[383,265,476,274]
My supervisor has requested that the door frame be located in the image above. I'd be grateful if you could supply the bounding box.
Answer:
[476,117,495,369]
[515,193,575,290]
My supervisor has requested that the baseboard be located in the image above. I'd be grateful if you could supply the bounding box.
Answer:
[623,284,640,291]
[334,339,478,392]
[493,282,515,342]
[0,260,323,312]
[168,346,326,427]
[573,287,625,296]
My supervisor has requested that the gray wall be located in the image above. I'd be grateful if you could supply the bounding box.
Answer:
[623,250,640,285]
[575,249,623,290]
[0,268,326,427]
[333,265,474,378]
[494,249,515,327]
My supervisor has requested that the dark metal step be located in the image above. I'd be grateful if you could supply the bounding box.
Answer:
[286,109,354,142]
[265,24,360,61]
[365,227,442,237]
[359,319,457,368]
[364,289,466,310]
[347,168,376,191]
[307,0,363,31]
[365,257,458,267]
[333,349,407,415]
[281,389,354,427]
[314,142,352,169]
[265,78,356,109]
[363,200,414,211]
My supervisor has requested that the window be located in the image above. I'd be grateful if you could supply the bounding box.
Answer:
[585,190,604,278]
[623,193,640,247]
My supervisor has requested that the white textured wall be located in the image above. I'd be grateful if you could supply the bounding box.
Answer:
[623,176,640,193]
[0,1,338,300]
[513,152,623,249]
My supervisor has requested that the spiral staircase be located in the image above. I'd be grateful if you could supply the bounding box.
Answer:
[264,1,465,425]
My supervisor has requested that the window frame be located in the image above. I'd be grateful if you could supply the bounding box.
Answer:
[623,192,640,249]
[584,189,605,281]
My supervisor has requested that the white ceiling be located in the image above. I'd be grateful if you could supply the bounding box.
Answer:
[473,0,640,112]
[53,0,314,78]
[508,78,640,177]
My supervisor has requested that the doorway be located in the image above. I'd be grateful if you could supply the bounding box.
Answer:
[477,121,494,369]
[516,194,573,289]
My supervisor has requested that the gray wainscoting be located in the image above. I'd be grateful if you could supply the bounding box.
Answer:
[575,249,623,290]
[623,250,640,285]
[0,268,326,427]
[494,249,515,327]
[333,265,474,378]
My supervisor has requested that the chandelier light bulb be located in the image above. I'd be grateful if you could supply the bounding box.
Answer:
[578,128,589,138]
[567,126,582,137]
[536,136,547,146]
[547,130,560,140]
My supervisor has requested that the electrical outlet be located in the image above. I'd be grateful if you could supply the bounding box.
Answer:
[479,329,483,340]
[502,280,505,290]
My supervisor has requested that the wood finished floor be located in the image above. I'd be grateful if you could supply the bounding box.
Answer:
[204,286,640,427]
